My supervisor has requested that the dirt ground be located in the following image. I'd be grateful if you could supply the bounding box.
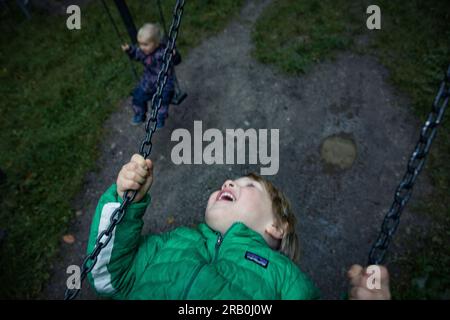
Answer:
[44,0,432,299]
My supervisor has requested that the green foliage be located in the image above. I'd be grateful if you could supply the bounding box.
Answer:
[0,0,244,298]
[252,0,364,74]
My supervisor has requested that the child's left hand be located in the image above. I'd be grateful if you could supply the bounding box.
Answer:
[347,264,391,300]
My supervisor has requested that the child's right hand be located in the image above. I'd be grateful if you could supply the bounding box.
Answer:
[347,264,391,300]
[121,43,130,52]
[117,154,153,203]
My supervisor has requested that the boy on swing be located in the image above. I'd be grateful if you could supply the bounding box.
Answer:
[121,23,181,127]
[87,154,391,299]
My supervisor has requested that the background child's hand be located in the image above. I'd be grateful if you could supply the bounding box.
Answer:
[121,43,130,52]
[347,264,391,300]
[117,154,153,203]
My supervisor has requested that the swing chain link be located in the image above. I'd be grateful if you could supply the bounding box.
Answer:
[64,0,185,300]
[368,65,450,265]
[140,0,184,158]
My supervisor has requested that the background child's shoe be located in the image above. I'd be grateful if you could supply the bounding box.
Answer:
[156,118,165,130]
[131,114,145,126]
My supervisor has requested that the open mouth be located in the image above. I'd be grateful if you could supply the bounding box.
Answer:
[216,189,236,202]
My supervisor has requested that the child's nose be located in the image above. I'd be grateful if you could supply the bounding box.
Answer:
[221,180,235,190]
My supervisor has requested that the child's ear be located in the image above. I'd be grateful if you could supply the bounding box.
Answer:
[265,223,286,240]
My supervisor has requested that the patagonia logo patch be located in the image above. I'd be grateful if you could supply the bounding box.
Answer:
[245,251,269,268]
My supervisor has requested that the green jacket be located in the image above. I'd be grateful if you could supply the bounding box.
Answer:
[87,184,320,299]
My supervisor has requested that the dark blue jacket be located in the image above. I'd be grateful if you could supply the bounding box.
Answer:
[127,40,181,93]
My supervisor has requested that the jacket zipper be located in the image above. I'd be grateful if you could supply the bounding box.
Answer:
[182,264,204,299]
[213,221,240,262]
[213,234,223,263]
[182,223,241,298]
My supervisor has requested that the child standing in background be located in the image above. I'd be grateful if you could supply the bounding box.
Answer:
[122,23,181,127]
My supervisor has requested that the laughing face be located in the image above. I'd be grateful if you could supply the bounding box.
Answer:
[205,177,282,245]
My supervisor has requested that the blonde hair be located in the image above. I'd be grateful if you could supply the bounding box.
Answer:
[245,173,300,263]
[137,23,162,44]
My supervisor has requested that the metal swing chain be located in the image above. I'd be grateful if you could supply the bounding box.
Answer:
[64,0,185,300]
[368,65,450,265]
[100,0,139,81]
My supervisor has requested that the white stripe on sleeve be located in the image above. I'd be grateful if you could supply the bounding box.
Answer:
[91,202,120,294]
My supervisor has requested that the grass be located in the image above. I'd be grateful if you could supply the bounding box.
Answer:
[0,0,245,299]
[252,0,450,299]
[252,0,364,74]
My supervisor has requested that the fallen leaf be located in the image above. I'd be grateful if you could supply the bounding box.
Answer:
[63,234,75,244]
[167,216,175,225]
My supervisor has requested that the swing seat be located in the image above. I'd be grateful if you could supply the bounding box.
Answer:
[171,90,187,105]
